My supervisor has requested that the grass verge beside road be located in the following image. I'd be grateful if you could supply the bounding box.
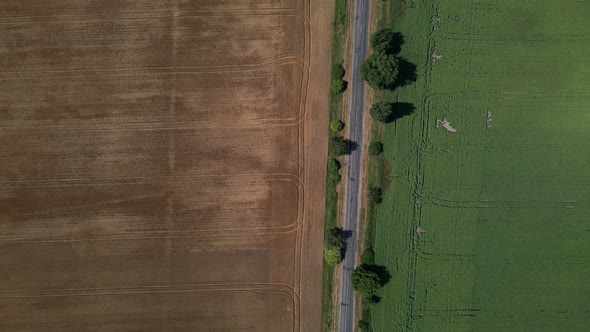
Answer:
[358,1,404,330]
[322,0,348,331]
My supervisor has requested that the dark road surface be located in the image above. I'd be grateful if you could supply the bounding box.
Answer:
[337,0,370,331]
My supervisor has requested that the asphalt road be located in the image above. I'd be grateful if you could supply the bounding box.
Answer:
[337,0,370,331]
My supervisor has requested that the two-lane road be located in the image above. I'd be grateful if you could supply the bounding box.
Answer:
[337,0,370,331]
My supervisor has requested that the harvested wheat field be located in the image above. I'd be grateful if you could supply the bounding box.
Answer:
[0,0,333,330]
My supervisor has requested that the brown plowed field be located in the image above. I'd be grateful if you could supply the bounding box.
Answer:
[0,0,333,330]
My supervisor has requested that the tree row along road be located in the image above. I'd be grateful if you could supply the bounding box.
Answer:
[337,0,370,331]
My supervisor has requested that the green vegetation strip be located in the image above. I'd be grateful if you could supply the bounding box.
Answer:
[357,1,413,330]
[321,0,348,331]
[370,0,590,331]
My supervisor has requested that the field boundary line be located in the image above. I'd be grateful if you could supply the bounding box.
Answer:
[0,227,300,244]
[0,1,306,22]
[0,282,297,294]
[1,177,305,237]
[0,119,304,131]
[0,54,306,76]
[0,283,296,299]
[0,8,304,25]
[1,60,307,129]
[401,2,442,330]
[0,158,301,182]
[293,0,311,330]
[0,283,300,331]
[0,172,302,185]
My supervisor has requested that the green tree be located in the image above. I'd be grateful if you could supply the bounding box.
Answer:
[327,158,342,186]
[363,295,379,306]
[331,63,345,80]
[368,141,383,156]
[369,186,383,204]
[329,136,348,156]
[330,120,345,132]
[327,227,345,247]
[358,320,371,332]
[328,158,341,172]
[324,227,346,266]
[331,63,347,94]
[351,265,381,299]
[360,51,399,90]
[327,167,341,186]
[370,28,396,53]
[369,102,394,123]
[324,244,341,266]
[331,78,347,94]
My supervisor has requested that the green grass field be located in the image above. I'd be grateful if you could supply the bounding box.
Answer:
[372,0,590,331]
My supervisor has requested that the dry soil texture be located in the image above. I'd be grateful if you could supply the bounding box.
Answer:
[0,0,333,331]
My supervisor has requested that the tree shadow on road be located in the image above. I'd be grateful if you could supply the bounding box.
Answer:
[346,139,359,155]
[339,230,354,260]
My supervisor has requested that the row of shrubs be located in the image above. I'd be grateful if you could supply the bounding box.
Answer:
[358,28,417,332]
[323,29,404,268]
[324,27,417,331]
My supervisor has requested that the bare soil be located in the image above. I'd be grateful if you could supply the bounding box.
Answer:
[436,118,457,133]
[0,0,333,330]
